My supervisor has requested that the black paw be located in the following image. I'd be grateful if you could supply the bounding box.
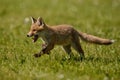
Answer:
[46,52,50,55]
[34,53,41,58]
[79,56,85,61]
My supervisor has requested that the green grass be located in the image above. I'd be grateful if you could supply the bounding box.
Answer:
[0,0,120,80]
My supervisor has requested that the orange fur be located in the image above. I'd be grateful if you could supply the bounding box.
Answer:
[27,17,114,60]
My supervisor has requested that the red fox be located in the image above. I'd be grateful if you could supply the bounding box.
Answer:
[27,17,114,60]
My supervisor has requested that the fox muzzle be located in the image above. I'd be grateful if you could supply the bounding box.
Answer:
[27,33,33,37]
[27,34,30,37]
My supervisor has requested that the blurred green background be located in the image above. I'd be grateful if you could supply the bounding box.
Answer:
[0,0,120,80]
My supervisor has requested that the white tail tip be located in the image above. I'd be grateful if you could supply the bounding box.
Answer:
[111,40,115,43]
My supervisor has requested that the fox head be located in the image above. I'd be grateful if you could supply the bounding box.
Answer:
[27,17,47,42]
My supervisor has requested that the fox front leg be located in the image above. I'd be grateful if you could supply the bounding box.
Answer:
[41,43,50,54]
[34,43,48,57]
[34,43,54,58]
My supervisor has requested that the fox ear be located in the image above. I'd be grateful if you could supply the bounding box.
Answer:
[31,17,37,24]
[37,17,46,27]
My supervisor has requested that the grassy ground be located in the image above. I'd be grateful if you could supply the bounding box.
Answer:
[0,0,120,80]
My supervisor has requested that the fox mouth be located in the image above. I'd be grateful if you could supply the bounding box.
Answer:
[32,35,38,42]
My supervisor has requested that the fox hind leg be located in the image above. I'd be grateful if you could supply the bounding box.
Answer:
[71,35,85,60]
[63,45,73,58]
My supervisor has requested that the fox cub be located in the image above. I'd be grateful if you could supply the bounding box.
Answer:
[27,17,114,60]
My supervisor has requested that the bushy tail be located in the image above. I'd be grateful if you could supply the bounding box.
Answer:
[79,32,114,45]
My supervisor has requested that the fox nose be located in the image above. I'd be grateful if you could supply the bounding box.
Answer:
[27,34,30,37]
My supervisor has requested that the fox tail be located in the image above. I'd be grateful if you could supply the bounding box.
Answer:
[79,32,114,45]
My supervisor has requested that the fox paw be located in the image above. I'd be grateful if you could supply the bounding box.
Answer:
[34,53,41,58]
[79,56,85,61]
